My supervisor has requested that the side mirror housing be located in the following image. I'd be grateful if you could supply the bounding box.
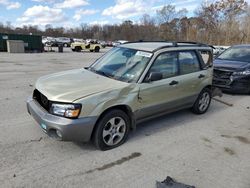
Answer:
[145,72,163,82]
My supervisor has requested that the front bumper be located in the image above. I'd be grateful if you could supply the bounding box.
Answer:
[213,77,250,94]
[26,97,98,142]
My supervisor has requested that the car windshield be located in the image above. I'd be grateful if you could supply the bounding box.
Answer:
[89,47,153,83]
[217,46,250,63]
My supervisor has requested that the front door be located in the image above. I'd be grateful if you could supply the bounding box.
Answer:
[136,51,182,119]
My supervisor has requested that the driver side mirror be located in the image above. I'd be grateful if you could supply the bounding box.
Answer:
[145,72,163,82]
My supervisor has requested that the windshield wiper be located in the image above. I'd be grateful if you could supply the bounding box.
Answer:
[89,67,114,79]
[96,70,113,78]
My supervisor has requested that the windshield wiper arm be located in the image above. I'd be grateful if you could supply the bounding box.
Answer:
[97,70,112,78]
[89,68,113,78]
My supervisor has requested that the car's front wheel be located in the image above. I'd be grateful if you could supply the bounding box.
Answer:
[93,109,130,150]
[192,88,211,114]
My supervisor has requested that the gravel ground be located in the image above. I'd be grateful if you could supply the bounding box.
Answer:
[0,47,250,188]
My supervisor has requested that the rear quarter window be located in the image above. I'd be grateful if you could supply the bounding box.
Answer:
[198,50,213,68]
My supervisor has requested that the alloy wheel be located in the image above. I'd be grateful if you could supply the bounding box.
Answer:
[198,92,210,112]
[102,117,126,146]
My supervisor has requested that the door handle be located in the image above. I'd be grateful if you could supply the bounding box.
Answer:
[169,80,179,86]
[198,74,205,79]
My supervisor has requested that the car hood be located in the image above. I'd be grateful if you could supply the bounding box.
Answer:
[214,59,250,71]
[36,69,129,103]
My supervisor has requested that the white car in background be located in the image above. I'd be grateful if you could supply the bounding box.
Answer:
[42,37,57,46]
[112,40,128,47]
[213,46,230,56]
[73,38,85,43]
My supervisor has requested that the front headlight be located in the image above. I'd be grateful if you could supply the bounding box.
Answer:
[50,103,81,118]
[232,70,250,76]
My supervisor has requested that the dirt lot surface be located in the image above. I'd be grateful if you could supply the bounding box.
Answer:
[0,48,250,188]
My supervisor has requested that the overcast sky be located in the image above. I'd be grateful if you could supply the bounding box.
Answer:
[0,0,249,28]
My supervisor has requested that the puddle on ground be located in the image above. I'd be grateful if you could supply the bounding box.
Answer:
[201,137,212,143]
[224,147,236,155]
[221,134,232,138]
[64,152,142,178]
[234,136,250,144]
[86,152,142,173]
[221,134,250,144]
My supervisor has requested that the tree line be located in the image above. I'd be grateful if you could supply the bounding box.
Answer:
[0,0,249,45]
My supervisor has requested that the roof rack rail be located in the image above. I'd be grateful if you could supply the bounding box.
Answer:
[124,40,170,44]
[175,41,211,46]
[152,41,213,52]
[125,40,210,46]
[122,40,213,51]
[175,41,215,49]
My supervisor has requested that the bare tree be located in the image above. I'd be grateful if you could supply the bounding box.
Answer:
[0,0,249,45]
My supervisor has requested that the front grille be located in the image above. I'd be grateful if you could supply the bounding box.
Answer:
[33,89,51,111]
[213,69,233,86]
[214,69,233,79]
[213,79,231,86]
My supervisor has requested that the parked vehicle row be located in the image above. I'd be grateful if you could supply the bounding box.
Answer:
[42,36,128,48]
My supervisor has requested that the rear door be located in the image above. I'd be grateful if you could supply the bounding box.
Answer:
[176,51,208,99]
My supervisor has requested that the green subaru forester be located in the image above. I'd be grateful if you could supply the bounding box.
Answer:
[27,41,213,150]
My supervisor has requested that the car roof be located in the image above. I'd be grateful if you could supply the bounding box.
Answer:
[121,41,212,52]
[232,44,250,48]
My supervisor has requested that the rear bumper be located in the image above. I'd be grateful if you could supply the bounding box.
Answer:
[26,97,98,142]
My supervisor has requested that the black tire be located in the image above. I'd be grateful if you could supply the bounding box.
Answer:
[94,46,100,52]
[63,43,68,47]
[192,88,212,114]
[93,109,130,150]
[90,49,94,52]
[75,46,82,52]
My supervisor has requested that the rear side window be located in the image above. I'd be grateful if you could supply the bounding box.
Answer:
[179,51,200,74]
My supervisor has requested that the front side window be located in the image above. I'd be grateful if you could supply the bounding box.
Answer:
[89,47,152,83]
[179,51,200,74]
[148,52,178,79]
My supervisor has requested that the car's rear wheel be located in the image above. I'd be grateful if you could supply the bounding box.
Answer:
[75,46,82,52]
[192,88,211,114]
[93,109,130,150]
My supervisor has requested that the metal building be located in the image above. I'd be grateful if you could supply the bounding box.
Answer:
[0,33,43,52]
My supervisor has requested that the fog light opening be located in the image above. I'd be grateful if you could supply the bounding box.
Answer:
[56,130,62,138]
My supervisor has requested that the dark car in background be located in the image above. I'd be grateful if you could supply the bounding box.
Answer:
[55,37,73,47]
[213,45,250,94]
